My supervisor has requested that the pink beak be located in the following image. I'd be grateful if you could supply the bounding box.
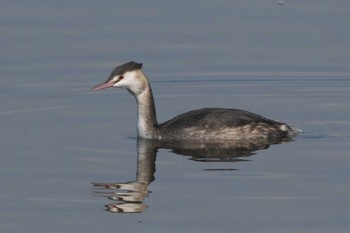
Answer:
[91,80,117,91]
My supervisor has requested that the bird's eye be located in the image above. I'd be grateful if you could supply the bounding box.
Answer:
[118,75,124,80]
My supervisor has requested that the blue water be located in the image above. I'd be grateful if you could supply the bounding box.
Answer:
[1,1,350,232]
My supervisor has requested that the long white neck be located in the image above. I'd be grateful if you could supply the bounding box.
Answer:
[133,82,159,139]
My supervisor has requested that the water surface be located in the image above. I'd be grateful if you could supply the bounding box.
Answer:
[1,1,350,233]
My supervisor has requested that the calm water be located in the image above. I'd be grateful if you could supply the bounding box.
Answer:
[1,1,350,232]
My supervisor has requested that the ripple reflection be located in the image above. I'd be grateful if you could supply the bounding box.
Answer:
[92,137,293,213]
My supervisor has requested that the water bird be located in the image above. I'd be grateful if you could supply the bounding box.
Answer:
[92,61,298,142]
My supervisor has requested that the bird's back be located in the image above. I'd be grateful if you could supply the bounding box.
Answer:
[158,108,295,141]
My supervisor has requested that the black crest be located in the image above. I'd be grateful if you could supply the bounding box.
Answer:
[108,61,143,80]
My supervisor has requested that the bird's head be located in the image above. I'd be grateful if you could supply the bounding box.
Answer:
[92,61,147,95]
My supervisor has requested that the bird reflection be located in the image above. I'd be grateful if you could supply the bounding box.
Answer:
[92,137,292,213]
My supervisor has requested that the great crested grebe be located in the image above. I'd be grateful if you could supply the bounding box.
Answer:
[92,61,298,141]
